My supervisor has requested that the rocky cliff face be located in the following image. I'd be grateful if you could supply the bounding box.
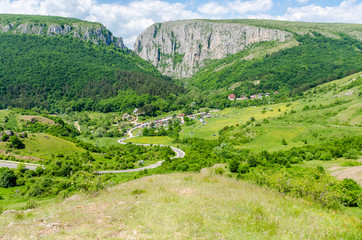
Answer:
[0,21,126,49]
[135,20,292,78]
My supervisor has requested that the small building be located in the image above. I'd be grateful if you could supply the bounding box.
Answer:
[228,94,236,101]
[133,108,141,115]
[274,91,279,95]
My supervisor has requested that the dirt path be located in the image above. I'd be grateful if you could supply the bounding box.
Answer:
[74,121,81,132]
[330,159,362,185]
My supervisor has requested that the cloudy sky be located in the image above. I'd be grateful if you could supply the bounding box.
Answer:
[0,0,361,48]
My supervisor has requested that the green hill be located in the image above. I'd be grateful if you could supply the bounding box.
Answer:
[189,33,362,94]
[0,15,185,113]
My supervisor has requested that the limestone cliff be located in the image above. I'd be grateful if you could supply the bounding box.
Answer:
[134,20,292,78]
[0,16,126,49]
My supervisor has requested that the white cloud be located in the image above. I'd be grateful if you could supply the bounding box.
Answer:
[0,0,361,48]
[197,2,229,16]
[248,0,362,24]
[198,0,273,16]
[0,0,200,48]
[279,0,362,23]
[296,0,309,4]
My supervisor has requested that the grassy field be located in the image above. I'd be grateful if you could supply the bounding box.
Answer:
[180,103,294,140]
[77,136,120,148]
[1,171,360,239]
[125,136,175,146]
[180,72,362,152]
[0,133,86,162]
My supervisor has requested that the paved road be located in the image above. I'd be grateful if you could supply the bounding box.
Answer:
[0,118,186,174]
[0,160,42,170]
[96,132,185,174]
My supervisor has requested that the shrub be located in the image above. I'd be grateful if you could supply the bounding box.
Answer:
[343,149,359,159]
[229,159,239,173]
[282,139,287,145]
[1,133,8,141]
[215,167,225,175]
[341,161,361,167]
[0,168,17,188]
[319,152,332,161]
[24,199,38,210]
[9,135,24,149]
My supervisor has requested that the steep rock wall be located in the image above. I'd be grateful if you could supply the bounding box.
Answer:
[0,21,126,49]
[135,20,292,78]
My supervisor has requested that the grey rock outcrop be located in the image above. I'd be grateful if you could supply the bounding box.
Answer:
[0,21,126,49]
[135,20,292,78]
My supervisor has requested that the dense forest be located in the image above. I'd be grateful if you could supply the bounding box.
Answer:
[0,34,184,112]
[190,34,362,95]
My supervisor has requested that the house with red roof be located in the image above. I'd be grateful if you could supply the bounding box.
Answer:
[228,94,236,100]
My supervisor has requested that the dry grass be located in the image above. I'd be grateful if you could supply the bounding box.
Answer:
[0,171,360,239]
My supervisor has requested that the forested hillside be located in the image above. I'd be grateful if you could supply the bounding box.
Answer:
[189,34,362,94]
[0,34,185,113]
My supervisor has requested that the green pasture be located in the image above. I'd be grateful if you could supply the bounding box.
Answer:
[6,133,86,161]
[77,136,120,148]
[125,136,175,146]
[179,72,361,152]
[180,103,294,139]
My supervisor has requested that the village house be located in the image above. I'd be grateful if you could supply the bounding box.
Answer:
[228,94,236,100]
[133,108,141,115]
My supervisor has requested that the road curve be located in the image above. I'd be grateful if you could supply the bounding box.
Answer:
[96,134,185,174]
[0,125,185,174]
[0,160,43,170]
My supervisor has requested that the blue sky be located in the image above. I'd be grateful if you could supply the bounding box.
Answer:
[0,0,361,48]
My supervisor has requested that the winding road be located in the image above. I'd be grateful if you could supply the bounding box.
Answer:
[0,119,185,173]
[95,136,185,174]
[0,160,42,170]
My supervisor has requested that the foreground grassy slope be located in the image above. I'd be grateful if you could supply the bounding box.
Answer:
[1,171,360,239]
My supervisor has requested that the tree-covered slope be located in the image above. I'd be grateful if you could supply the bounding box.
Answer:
[189,34,362,94]
[0,33,184,111]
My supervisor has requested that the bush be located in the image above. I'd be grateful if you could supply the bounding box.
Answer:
[0,168,17,188]
[343,149,359,159]
[215,167,225,175]
[319,152,332,161]
[9,135,24,149]
[282,139,287,145]
[24,199,38,210]
[229,159,239,173]
[1,133,8,142]
[341,161,361,167]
